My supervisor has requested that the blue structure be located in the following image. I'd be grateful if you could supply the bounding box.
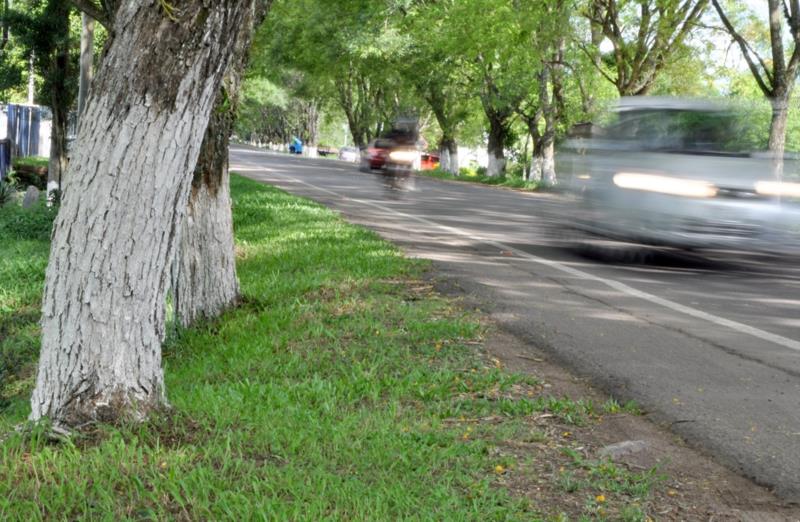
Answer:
[289,137,303,155]
[1,104,43,181]
[0,139,9,181]
[6,104,41,158]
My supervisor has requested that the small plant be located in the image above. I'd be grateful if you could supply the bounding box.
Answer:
[602,398,643,415]
[0,180,15,206]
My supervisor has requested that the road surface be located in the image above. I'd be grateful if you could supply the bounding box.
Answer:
[230,145,800,501]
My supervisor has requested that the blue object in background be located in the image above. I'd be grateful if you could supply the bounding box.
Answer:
[289,137,303,155]
[5,104,41,158]
[0,140,9,181]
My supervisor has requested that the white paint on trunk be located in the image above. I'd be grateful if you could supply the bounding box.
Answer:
[542,141,556,185]
[448,147,459,174]
[174,170,240,327]
[487,153,506,177]
[530,156,543,182]
[439,147,451,173]
[30,2,251,425]
[304,145,318,158]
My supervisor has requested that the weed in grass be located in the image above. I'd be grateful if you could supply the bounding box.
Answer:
[562,447,666,500]
[602,398,643,416]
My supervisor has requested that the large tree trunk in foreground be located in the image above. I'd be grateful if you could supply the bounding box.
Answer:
[31,2,251,427]
[173,1,268,327]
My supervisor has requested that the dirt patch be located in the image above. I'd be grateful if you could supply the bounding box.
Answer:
[482,327,800,520]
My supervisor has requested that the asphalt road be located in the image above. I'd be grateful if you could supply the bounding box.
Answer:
[230,145,800,501]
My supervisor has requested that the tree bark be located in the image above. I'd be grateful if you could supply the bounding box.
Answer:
[172,1,268,328]
[31,1,252,427]
[173,104,240,327]
[768,95,790,159]
[486,116,508,177]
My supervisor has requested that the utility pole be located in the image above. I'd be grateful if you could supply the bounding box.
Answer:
[26,52,34,104]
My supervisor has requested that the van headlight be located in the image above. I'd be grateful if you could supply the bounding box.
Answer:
[389,150,418,163]
[754,181,800,198]
[613,172,718,198]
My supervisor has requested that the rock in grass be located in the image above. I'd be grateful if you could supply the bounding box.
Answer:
[598,440,649,459]
[22,185,40,208]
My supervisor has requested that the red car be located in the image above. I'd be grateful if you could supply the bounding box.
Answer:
[360,138,431,174]
[361,139,394,170]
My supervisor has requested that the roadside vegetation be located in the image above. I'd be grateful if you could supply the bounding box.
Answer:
[1,175,664,520]
[418,165,542,191]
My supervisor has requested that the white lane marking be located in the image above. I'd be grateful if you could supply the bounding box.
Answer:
[236,164,800,353]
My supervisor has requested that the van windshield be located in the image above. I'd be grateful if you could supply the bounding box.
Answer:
[601,109,754,155]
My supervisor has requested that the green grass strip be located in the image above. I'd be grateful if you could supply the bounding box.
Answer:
[0,175,542,520]
[0,175,661,520]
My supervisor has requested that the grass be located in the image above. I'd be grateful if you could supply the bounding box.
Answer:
[11,156,49,169]
[0,200,54,412]
[0,175,661,520]
[418,166,542,191]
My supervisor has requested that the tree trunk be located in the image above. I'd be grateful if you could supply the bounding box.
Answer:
[542,140,555,185]
[448,141,459,175]
[172,1,267,328]
[30,1,252,427]
[530,135,543,183]
[27,52,34,104]
[768,94,789,157]
[439,143,450,173]
[303,100,319,157]
[46,96,68,199]
[46,2,71,201]
[486,117,507,177]
[77,13,94,117]
[439,136,458,175]
[173,104,240,327]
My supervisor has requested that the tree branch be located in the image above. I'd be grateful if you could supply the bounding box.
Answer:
[70,0,111,29]
[711,0,773,96]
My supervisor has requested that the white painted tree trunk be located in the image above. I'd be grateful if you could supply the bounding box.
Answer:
[172,1,267,328]
[439,148,451,173]
[438,138,459,175]
[448,145,459,174]
[542,141,556,185]
[173,166,239,327]
[30,2,251,426]
[487,153,506,177]
[530,155,543,183]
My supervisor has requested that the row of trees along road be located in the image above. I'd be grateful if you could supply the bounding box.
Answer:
[1,0,798,428]
[250,0,800,178]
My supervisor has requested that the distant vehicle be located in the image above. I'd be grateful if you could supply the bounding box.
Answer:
[288,137,303,155]
[360,138,420,173]
[420,152,440,171]
[318,145,339,158]
[557,97,800,256]
[338,147,359,162]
